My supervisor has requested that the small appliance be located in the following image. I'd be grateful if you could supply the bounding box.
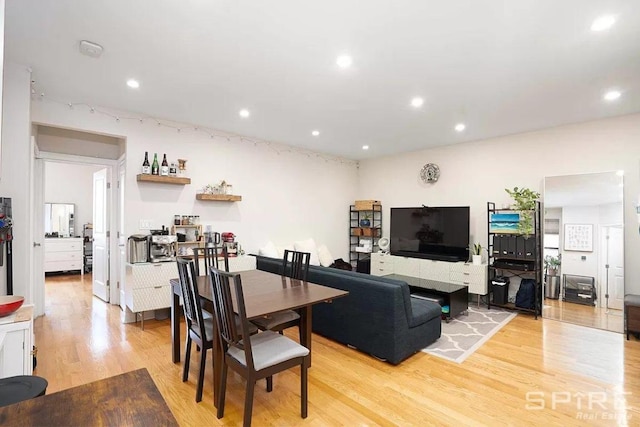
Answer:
[221,232,237,257]
[204,229,221,248]
[127,234,150,263]
[150,235,177,262]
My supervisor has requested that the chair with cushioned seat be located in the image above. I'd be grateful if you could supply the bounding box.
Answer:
[250,250,310,340]
[209,267,310,426]
[0,375,48,407]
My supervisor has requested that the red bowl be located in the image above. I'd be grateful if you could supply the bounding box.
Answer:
[0,296,25,317]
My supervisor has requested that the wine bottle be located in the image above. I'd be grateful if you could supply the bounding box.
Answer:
[151,153,159,175]
[160,154,169,176]
[141,152,151,174]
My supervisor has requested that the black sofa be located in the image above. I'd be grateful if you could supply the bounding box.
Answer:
[254,255,442,365]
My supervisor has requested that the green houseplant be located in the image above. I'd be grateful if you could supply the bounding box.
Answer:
[544,255,561,276]
[470,243,482,265]
[505,186,540,237]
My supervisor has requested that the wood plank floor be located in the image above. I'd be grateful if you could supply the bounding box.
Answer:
[543,297,624,333]
[35,273,640,426]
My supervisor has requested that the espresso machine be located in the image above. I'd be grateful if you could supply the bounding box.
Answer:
[150,227,176,262]
[221,232,237,257]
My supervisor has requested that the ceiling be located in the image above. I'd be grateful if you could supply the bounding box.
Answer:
[5,0,640,160]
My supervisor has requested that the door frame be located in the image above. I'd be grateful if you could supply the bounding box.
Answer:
[598,223,624,311]
[32,151,121,313]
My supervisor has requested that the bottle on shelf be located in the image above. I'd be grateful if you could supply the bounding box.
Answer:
[160,154,169,176]
[151,153,159,175]
[141,152,151,174]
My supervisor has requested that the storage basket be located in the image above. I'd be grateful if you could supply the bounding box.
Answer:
[355,200,381,211]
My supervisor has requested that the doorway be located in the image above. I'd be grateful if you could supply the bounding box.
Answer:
[31,124,126,316]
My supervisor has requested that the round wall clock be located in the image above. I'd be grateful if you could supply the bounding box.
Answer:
[420,163,440,183]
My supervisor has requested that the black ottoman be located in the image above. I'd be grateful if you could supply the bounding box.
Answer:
[0,375,48,407]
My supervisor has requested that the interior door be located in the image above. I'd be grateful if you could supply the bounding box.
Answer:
[93,168,109,302]
[607,226,624,310]
[118,161,126,310]
[30,139,45,316]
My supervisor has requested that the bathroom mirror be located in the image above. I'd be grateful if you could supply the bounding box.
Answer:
[45,203,75,237]
[543,171,624,333]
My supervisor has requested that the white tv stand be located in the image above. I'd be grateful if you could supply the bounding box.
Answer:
[370,252,487,296]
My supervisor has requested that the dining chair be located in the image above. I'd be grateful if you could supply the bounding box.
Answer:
[176,256,214,402]
[209,267,310,426]
[192,246,229,276]
[250,250,310,340]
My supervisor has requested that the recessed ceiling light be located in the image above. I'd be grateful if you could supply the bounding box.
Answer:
[603,90,621,101]
[362,145,369,150]
[312,130,320,137]
[591,15,616,32]
[239,109,250,118]
[126,79,140,89]
[454,123,466,132]
[336,54,353,68]
[411,97,424,108]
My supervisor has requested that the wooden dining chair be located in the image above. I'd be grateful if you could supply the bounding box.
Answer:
[250,250,310,340]
[192,246,229,276]
[209,267,310,426]
[176,256,214,402]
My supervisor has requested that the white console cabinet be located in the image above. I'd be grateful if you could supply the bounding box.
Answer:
[370,253,487,295]
[0,305,34,378]
[44,237,83,273]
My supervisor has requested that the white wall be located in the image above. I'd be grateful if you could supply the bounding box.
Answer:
[44,161,104,235]
[31,100,358,259]
[358,113,640,294]
[561,206,600,279]
[0,63,32,297]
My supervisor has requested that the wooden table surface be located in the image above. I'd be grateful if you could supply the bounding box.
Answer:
[0,368,178,426]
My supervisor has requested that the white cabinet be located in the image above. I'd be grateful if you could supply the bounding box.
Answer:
[0,306,33,378]
[125,262,176,315]
[369,253,487,295]
[44,237,83,273]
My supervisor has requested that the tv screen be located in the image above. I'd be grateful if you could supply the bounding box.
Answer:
[390,206,470,262]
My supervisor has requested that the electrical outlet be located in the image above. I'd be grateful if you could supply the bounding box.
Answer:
[139,219,153,230]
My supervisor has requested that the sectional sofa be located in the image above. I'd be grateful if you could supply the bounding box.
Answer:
[254,255,442,364]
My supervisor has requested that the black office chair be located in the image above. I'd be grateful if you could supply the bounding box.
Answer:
[209,267,310,426]
[250,250,310,340]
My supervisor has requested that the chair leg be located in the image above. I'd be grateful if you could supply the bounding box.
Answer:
[183,337,192,382]
[217,362,228,419]
[243,379,256,427]
[266,375,273,392]
[196,346,207,402]
[301,361,308,419]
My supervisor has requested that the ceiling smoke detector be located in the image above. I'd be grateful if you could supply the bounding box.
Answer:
[79,40,103,58]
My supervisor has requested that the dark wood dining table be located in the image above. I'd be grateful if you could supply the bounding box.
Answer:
[0,368,178,426]
[170,268,348,406]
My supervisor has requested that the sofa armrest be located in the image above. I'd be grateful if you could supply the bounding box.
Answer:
[409,297,442,327]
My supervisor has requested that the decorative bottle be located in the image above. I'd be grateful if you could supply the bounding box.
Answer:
[151,153,159,175]
[160,154,169,176]
[142,152,151,174]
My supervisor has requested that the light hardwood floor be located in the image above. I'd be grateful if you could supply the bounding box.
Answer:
[543,297,624,333]
[35,274,640,426]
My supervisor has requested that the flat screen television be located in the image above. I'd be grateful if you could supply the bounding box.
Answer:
[390,206,470,262]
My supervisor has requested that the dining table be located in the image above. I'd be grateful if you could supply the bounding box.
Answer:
[169,268,348,406]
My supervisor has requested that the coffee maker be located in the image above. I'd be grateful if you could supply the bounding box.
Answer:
[221,232,237,257]
[150,227,176,262]
[204,225,221,248]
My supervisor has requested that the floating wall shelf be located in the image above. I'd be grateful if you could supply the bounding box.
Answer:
[136,174,191,185]
[196,194,242,202]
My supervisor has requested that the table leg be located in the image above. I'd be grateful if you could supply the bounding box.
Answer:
[213,322,222,408]
[171,288,181,363]
[300,306,312,367]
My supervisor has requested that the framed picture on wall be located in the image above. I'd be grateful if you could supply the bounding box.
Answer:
[563,223,593,252]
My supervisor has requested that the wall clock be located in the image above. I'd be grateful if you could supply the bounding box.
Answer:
[420,163,440,183]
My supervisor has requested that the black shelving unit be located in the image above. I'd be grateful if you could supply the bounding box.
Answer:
[487,201,542,318]
[349,204,382,272]
[83,223,93,273]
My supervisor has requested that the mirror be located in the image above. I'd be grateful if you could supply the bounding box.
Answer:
[543,172,624,333]
[45,203,75,237]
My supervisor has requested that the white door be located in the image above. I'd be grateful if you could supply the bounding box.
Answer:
[607,226,624,310]
[118,161,127,310]
[30,139,45,316]
[93,168,109,301]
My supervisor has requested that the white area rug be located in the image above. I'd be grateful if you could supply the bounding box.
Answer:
[422,306,516,363]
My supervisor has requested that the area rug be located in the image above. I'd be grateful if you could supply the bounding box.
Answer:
[422,306,516,363]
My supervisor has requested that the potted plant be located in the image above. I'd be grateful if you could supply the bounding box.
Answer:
[505,186,540,237]
[544,255,561,276]
[471,243,483,265]
[360,213,371,227]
